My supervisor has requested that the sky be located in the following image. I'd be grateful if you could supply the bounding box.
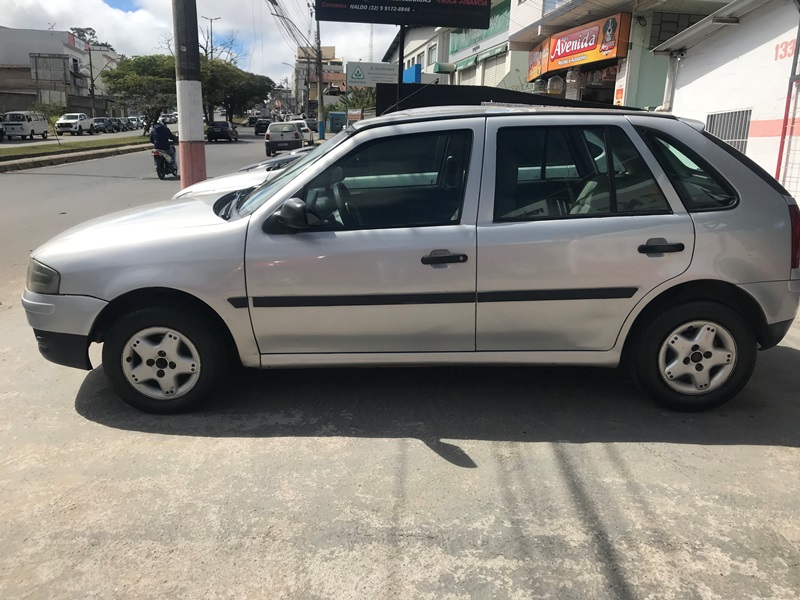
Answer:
[3,0,399,84]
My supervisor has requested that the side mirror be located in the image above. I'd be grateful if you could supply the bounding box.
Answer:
[263,198,309,234]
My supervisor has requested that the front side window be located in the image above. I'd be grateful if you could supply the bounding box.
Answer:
[494,126,671,221]
[297,130,473,230]
[641,130,737,211]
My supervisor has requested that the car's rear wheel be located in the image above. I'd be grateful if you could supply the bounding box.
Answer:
[632,301,756,412]
[41,131,48,140]
[102,307,228,414]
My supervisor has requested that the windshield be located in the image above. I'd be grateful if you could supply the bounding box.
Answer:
[62,114,81,120]
[211,121,228,127]
[238,128,352,216]
[2,113,25,122]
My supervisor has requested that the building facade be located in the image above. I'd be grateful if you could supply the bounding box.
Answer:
[379,0,730,109]
[655,0,800,195]
[0,26,119,115]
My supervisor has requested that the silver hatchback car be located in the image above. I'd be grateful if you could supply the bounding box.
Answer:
[22,106,800,413]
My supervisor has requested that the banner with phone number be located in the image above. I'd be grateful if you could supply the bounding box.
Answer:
[316,0,490,29]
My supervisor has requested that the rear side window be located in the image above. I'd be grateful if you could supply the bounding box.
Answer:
[494,126,671,221]
[640,130,738,211]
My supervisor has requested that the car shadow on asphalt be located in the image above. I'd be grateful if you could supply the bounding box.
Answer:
[74,344,800,465]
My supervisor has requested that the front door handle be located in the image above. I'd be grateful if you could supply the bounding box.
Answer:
[421,250,469,265]
[638,237,685,254]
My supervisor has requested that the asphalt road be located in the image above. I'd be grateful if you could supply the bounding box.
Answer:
[1,138,800,599]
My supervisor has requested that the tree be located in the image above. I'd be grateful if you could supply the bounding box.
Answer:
[200,58,274,123]
[102,55,176,128]
[326,86,377,113]
[70,27,115,51]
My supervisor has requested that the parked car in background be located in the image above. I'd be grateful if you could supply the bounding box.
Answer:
[254,118,270,136]
[207,121,239,142]
[107,117,122,132]
[0,121,4,142]
[247,116,259,126]
[237,146,314,172]
[1,111,49,140]
[288,120,314,146]
[92,117,113,133]
[265,121,302,156]
[118,117,134,131]
[55,113,94,136]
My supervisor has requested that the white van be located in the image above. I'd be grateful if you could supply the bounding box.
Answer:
[1,111,49,140]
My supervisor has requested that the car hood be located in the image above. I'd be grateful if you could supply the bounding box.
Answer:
[32,195,236,263]
[56,117,80,123]
[172,168,279,200]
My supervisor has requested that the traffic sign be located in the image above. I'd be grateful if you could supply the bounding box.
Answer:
[346,62,397,88]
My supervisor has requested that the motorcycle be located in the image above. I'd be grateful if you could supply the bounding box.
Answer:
[152,146,178,180]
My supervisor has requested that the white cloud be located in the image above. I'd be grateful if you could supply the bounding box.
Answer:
[3,0,399,83]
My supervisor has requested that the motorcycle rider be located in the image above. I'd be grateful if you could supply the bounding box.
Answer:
[149,117,179,172]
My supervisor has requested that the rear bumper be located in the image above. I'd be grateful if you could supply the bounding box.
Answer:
[266,140,303,152]
[758,319,794,350]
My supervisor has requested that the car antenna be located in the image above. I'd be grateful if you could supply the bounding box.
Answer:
[381,78,439,116]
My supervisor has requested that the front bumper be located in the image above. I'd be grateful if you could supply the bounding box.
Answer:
[22,290,107,369]
[33,329,91,370]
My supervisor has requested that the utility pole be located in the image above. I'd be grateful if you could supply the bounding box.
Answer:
[174,0,207,187]
[315,13,325,130]
[87,45,96,118]
[201,15,220,60]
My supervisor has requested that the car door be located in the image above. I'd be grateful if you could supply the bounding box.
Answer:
[244,118,484,355]
[476,114,695,351]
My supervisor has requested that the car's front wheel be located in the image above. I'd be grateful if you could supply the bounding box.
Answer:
[103,307,228,414]
[632,301,756,412]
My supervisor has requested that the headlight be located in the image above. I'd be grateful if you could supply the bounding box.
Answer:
[26,259,61,294]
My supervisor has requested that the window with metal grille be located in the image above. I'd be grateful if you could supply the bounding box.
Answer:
[706,109,752,154]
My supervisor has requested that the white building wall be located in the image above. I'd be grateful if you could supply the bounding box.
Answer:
[0,28,87,67]
[508,0,543,40]
[671,0,799,174]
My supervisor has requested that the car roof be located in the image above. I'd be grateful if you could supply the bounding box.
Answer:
[350,104,680,133]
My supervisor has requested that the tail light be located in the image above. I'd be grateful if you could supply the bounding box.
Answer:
[790,204,800,269]
[265,132,270,141]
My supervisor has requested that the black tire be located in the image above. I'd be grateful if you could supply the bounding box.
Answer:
[29,130,34,140]
[77,127,83,136]
[42,131,48,140]
[156,164,166,180]
[266,148,272,157]
[102,306,229,414]
[631,301,757,412]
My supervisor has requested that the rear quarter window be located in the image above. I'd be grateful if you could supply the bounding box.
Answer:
[638,128,738,211]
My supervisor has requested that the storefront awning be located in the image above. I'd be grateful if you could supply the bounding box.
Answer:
[455,56,477,71]
[477,43,508,63]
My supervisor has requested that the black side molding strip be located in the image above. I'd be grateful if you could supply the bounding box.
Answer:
[479,288,638,302]
[253,293,475,307]
[250,288,638,308]
[227,297,249,308]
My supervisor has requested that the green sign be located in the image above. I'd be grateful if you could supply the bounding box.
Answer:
[449,0,510,55]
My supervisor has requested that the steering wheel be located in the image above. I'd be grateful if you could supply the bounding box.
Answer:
[331,182,362,227]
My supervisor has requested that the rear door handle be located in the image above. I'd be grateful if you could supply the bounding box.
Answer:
[421,251,469,265]
[638,238,685,254]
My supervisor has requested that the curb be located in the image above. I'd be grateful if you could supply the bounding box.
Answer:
[0,143,152,173]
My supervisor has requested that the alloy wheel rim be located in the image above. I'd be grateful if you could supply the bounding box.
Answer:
[121,327,201,401]
[658,320,737,395]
